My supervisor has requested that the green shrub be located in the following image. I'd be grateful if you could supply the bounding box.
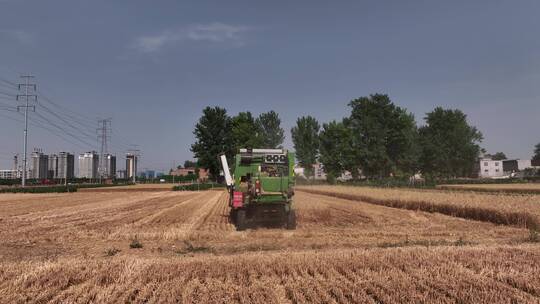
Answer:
[0,185,77,193]
[438,178,533,185]
[75,183,133,189]
[333,178,436,189]
[173,183,225,191]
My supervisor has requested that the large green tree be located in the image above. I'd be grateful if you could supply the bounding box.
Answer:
[533,143,540,163]
[191,106,234,180]
[419,107,483,178]
[183,160,197,168]
[256,111,285,148]
[319,120,354,182]
[291,116,320,177]
[231,111,263,150]
[347,94,419,178]
[485,152,507,160]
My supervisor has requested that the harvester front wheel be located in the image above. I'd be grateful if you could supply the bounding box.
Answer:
[236,209,247,231]
[286,209,296,230]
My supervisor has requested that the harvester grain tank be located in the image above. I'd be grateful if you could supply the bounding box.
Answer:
[219,148,296,231]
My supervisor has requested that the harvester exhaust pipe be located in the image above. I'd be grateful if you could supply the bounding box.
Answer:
[219,154,234,187]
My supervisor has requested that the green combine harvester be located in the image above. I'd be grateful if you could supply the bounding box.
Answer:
[219,148,296,231]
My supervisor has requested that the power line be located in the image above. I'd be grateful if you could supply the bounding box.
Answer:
[36,90,96,125]
[0,110,90,150]
[2,72,135,168]
[37,102,97,141]
[1,105,96,149]
[0,112,24,124]
[0,96,16,102]
[33,111,96,148]
[32,88,135,150]
[0,100,17,109]
[0,82,18,91]
[0,77,18,88]
[35,90,134,151]
[0,91,17,98]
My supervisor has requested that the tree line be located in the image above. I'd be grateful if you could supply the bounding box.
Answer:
[191,108,285,179]
[191,94,540,182]
[292,94,484,181]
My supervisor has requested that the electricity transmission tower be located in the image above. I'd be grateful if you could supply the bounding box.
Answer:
[97,118,112,182]
[16,75,37,187]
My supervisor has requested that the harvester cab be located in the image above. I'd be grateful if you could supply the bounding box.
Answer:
[219,148,296,231]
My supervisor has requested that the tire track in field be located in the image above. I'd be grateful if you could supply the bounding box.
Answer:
[130,192,207,226]
[1,192,187,240]
[196,191,234,232]
[295,192,373,228]
[106,191,218,240]
[158,191,224,240]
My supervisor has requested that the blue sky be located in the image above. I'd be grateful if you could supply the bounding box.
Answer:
[0,0,539,172]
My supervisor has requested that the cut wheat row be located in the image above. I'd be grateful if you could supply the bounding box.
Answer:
[296,186,540,230]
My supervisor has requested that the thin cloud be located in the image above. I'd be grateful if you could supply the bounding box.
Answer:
[133,23,251,53]
[0,29,34,44]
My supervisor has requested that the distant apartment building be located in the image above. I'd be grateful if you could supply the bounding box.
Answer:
[502,159,533,173]
[50,152,75,179]
[170,167,196,176]
[31,151,49,179]
[116,170,126,179]
[142,170,155,179]
[126,153,138,179]
[479,158,536,178]
[478,158,504,178]
[78,151,99,179]
[1,154,21,179]
[102,154,116,178]
[0,170,19,179]
[48,155,57,179]
[293,163,327,180]
[55,152,75,179]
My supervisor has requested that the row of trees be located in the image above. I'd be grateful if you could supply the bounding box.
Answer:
[191,94,539,182]
[534,143,540,164]
[292,94,484,180]
[191,108,285,179]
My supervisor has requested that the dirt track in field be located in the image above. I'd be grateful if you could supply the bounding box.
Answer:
[0,188,539,303]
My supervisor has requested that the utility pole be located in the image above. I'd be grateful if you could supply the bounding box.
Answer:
[172,160,175,184]
[97,118,111,183]
[16,75,37,187]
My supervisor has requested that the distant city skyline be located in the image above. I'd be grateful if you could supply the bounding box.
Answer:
[1,1,539,171]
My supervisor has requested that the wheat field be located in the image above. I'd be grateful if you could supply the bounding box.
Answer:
[0,187,539,303]
[297,185,540,229]
[436,183,540,194]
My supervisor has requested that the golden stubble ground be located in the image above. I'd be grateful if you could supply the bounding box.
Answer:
[0,187,539,303]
